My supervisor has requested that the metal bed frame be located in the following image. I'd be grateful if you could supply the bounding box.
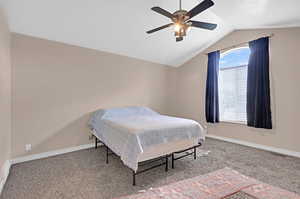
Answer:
[94,136,202,185]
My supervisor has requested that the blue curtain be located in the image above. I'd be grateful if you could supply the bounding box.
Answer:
[247,37,272,129]
[205,50,220,123]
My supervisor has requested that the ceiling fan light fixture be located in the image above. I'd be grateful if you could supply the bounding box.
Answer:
[174,23,182,33]
[181,28,186,36]
[147,0,217,42]
[186,22,192,32]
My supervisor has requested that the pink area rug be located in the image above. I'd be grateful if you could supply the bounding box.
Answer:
[116,168,300,199]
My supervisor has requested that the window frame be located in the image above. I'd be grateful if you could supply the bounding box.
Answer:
[218,46,250,125]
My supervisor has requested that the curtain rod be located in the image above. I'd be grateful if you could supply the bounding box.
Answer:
[205,33,274,55]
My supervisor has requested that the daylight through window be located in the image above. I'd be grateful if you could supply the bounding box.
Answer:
[219,47,250,123]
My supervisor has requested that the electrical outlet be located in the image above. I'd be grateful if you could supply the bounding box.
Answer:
[25,144,32,152]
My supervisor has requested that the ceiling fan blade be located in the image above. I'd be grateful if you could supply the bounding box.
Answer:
[146,23,173,34]
[176,37,183,42]
[151,7,174,19]
[186,0,214,20]
[189,20,217,30]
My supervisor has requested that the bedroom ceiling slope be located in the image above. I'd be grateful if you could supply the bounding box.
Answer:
[1,0,300,67]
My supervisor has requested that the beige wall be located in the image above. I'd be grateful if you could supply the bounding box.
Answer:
[11,33,174,158]
[0,8,11,181]
[10,28,300,159]
[174,28,300,152]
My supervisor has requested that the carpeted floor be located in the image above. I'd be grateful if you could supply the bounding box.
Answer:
[1,138,300,199]
[225,192,256,199]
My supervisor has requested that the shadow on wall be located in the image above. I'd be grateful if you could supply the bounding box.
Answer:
[15,104,164,159]
[11,33,171,159]
[18,112,93,158]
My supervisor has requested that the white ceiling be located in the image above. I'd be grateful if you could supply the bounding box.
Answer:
[1,0,300,67]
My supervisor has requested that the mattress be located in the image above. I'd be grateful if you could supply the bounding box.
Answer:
[89,107,205,171]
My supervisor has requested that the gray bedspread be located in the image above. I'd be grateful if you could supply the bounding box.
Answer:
[89,107,205,171]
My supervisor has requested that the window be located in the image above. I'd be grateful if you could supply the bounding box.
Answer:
[219,47,250,123]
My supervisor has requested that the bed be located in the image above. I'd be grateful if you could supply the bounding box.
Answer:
[89,106,206,185]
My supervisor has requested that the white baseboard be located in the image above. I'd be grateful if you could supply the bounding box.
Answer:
[11,143,95,165]
[206,134,300,158]
[0,160,11,196]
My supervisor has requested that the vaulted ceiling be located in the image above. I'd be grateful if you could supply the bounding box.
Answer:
[1,0,300,67]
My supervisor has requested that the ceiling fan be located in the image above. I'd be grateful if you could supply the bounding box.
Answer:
[146,0,217,42]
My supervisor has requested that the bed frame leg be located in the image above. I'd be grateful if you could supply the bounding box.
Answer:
[171,154,174,169]
[165,155,168,172]
[106,145,109,164]
[95,137,98,149]
[132,170,136,186]
[194,146,197,160]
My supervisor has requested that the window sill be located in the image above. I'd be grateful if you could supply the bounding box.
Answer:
[219,120,247,126]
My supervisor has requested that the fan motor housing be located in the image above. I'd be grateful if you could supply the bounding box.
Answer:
[172,10,189,22]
